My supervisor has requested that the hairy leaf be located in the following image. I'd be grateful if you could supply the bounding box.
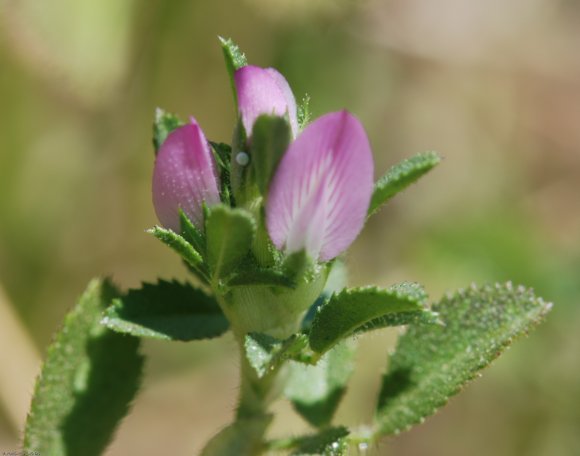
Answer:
[179,209,206,255]
[369,151,441,216]
[219,36,247,105]
[24,279,143,456]
[358,282,439,331]
[148,226,207,281]
[309,285,428,354]
[244,333,309,378]
[102,280,228,341]
[285,341,355,428]
[376,282,553,436]
[206,205,256,280]
[209,141,233,205]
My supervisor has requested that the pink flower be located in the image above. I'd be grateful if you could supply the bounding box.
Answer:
[266,111,374,262]
[152,118,220,231]
[234,65,298,138]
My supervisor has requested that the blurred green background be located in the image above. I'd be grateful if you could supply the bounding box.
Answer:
[1,0,579,454]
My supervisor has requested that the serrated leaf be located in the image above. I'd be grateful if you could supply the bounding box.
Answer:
[219,36,247,106]
[375,282,553,436]
[369,151,441,216]
[148,226,208,282]
[24,279,144,456]
[297,94,311,130]
[251,114,291,194]
[206,205,256,280]
[285,341,355,428]
[153,108,184,153]
[102,280,228,341]
[309,286,427,354]
[244,333,309,378]
[290,426,349,455]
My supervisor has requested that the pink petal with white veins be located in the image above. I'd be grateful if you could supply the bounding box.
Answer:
[266,111,374,261]
[152,118,220,231]
[234,65,298,138]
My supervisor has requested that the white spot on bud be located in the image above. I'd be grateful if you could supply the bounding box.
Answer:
[236,151,250,166]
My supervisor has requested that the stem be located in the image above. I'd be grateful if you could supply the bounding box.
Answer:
[236,346,275,420]
[206,274,327,454]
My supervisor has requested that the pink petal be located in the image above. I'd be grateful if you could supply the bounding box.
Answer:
[266,111,374,261]
[234,65,298,138]
[152,118,220,231]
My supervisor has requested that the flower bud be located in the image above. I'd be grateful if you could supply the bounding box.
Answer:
[234,65,298,138]
[266,111,374,261]
[152,118,220,231]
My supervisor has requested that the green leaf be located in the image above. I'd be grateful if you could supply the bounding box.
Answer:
[285,341,355,428]
[358,282,440,332]
[251,114,291,194]
[206,205,256,280]
[309,285,427,354]
[209,141,233,205]
[219,36,247,106]
[375,282,553,436]
[287,426,349,455]
[102,280,228,341]
[209,141,232,169]
[153,108,184,153]
[297,94,311,130]
[179,210,206,256]
[244,333,309,378]
[369,151,441,216]
[24,279,144,456]
[148,226,207,281]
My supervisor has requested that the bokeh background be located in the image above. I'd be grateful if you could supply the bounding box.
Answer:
[1,0,579,454]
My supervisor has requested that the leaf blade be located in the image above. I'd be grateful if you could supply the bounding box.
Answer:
[369,151,441,216]
[309,285,427,354]
[244,333,309,378]
[148,225,208,281]
[375,282,553,436]
[219,36,247,106]
[102,280,228,341]
[24,279,144,456]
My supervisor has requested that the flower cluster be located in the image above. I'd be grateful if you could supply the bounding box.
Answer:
[152,65,374,264]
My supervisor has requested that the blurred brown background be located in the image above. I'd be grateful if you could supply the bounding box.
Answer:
[1,0,579,454]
